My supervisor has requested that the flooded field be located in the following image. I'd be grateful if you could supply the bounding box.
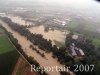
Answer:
[0,20,74,75]
[0,14,33,26]
[28,25,67,45]
[0,13,67,45]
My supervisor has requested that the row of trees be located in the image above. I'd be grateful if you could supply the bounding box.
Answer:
[0,17,74,75]
[30,45,45,58]
[1,17,73,60]
[0,25,48,75]
[65,32,100,75]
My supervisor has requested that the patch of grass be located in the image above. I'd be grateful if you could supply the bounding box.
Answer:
[67,18,97,32]
[0,28,5,33]
[0,35,15,54]
[67,20,80,29]
[92,38,100,48]
[54,40,65,47]
[0,28,19,75]
[0,27,15,54]
[84,24,96,32]
[73,32,79,35]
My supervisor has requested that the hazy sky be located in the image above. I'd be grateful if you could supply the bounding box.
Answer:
[2,0,100,20]
[12,0,100,9]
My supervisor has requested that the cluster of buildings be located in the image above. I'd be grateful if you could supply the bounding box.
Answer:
[69,34,85,57]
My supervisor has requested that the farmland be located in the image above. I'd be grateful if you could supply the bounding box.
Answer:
[0,27,16,55]
[0,27,19,75]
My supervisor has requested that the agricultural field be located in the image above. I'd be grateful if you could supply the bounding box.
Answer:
[0,28,15,55]
[67,18,100,48]
[67,18,97,32]
[92,38,100,48]
[0,28,19,75]
[12,57,38,75]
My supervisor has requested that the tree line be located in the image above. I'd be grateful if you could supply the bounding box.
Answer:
[0,17,74,75]
[65,32,100,75]
[0,25,48,75]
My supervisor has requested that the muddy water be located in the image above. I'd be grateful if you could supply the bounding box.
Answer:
[28,25,66,45]
[0,20,75,75]
[0,14,33,26]
[8,16,33,26]
[1,14,67,45]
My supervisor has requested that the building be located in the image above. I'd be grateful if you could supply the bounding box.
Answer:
[70,43,85,57]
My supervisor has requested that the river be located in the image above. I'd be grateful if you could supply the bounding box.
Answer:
[0,19,75,75]
[0,13,67,45]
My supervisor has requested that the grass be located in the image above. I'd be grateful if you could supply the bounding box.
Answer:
[67,18,100,48]
[84,24,96,32]
[67,20,80,29]
[73,32,79,35]
[92,38,100,48]
[0,27,15,54]
[0,36,15,54]
[0,28,19,75]
[0,28,3,33]
[67,18,97,32]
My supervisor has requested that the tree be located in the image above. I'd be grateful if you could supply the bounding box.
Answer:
[65,32,74,47]
[98,45,100,51]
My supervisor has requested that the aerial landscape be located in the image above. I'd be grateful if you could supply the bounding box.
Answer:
[0,0,100,75]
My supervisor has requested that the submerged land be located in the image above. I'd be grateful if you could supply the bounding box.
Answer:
[0,0,100,75]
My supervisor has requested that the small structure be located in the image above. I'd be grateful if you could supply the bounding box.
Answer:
[70,43,85,57]
[70,43,77,56]
[72,35,78,40]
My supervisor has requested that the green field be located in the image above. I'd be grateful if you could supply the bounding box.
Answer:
[67,18,97,32]
[0,28,15,54]
[0,28,19,75]
[0,36,15,54]
[92,38,100,48]
[67,18,100,48]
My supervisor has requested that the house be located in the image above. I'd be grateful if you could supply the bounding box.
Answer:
[70,43,77,56]
[70,43,85,57]
[72,35,78,40]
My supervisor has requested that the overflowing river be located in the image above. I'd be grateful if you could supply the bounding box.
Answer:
[28,25,66,45]
[0,19,75,75]
[0,13,67,45]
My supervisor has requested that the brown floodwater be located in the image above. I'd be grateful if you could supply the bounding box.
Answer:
[0,20,75,75]
[1,14,67,45]
[28,25,67,45]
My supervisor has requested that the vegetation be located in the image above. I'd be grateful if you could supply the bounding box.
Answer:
[0,16,73,74]
[67,18,100,39]
[92,38,100,48]
[0,25,48,75]
[1,17,100,75]
[0,30,15,54]
[65,32,100,75]
[30,45,45,58]
[0,26,19,75]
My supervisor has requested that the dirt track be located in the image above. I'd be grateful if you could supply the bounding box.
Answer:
[12,56,38,75]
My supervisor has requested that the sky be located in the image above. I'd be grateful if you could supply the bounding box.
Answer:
[10,0,100,9]
[1,0,100,21]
